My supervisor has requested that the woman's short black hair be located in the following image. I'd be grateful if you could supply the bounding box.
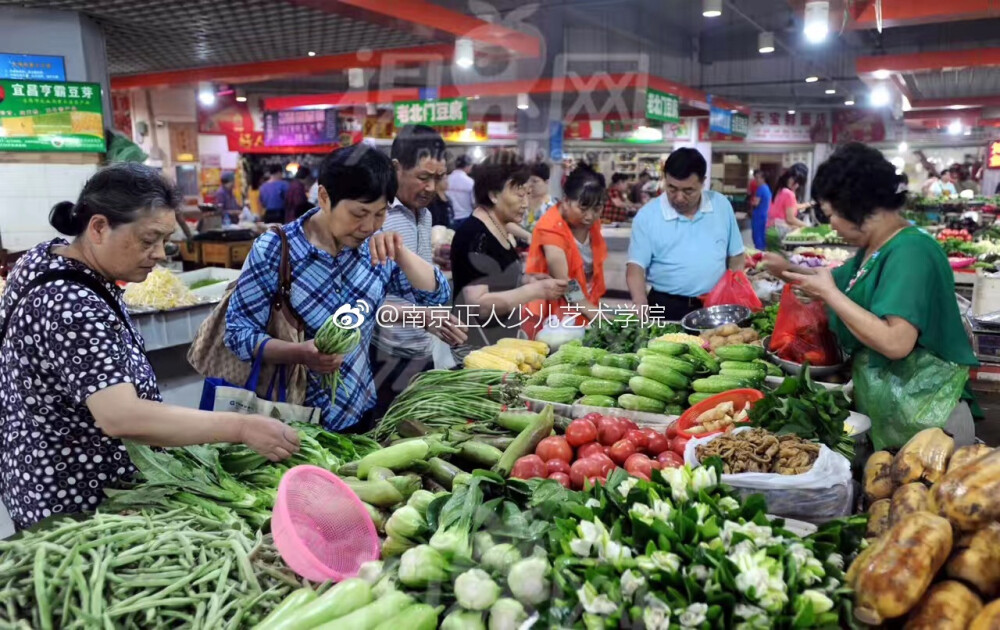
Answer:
[391,124,446,170]
[471,150,529,208]
[563,163,606,210]
[611,173,630,185]
[529,162,551,181]
[811,142,907,224]
[318,143,398,207]
[49,162,180,237]
[664,148,707,181]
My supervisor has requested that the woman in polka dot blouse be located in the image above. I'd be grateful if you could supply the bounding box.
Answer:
[0,163,300,531]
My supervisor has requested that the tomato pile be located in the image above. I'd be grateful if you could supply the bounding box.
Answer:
[936,228,972,243]
[510,413,685,489]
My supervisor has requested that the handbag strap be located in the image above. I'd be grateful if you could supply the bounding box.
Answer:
[0,268,143,352]
[269,226,305,332]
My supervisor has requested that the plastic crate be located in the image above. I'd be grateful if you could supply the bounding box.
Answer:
[130,302,215,351]
[177,268,240,302]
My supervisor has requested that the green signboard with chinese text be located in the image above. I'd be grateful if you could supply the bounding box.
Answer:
[731,113,750,137]
[645,88,680,124]
[394,98,467,127]
[0,79,105,152]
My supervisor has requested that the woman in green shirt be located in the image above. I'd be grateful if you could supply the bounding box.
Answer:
[767,143,978,449]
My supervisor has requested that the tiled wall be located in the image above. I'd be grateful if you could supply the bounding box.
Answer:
[0,163,97,252]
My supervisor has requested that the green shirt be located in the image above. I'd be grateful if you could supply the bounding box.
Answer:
[829,226,978,368]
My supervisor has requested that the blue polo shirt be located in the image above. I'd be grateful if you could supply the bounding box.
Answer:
[628,190,745,297]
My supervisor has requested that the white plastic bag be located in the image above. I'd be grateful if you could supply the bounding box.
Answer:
[684,427,854,523]
[535,314,585,350]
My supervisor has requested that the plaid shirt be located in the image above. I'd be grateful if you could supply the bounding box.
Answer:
[602,188,630,223]
[225,209,451,431]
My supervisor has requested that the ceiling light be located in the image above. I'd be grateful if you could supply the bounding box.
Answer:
[948,119,963,135]
[964,128,973,136]
[825,88,836,95]
[307,51,316,57]
[517,93,529,110]
[758,31,775,54]
[197,83,215,107]
[948,104,971,110]
[844,98,855,106]
[898,141,908,152]
[234,88,247,103]
[804,1,830,43]
[702,0,722,17]
[872,69,891,80]
[870,84,890,107]
[472,146,484,160]
[348,67,365,89]
[805,76,819,83]
[455,38,474,68]
[788,109,796,115]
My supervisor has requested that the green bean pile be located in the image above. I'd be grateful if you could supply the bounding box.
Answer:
[0,509,302,630]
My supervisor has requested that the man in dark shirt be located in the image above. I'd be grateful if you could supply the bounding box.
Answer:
[214,173,239,211]
[285,167,313,221]
[258,164,288,223]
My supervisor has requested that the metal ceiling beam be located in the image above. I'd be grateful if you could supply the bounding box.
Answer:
[263,73,750,114]
[285,0,541,58]
[911,96,1000,109]
[850,0,999,29]
[856,47,1000,76]
[110,44,455,90]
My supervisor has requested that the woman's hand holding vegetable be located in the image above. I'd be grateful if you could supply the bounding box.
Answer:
[238,415,301,461]
[298,339,344,374]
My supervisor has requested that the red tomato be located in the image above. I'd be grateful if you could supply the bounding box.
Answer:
[625,429,649,450]
[646,432,670,456]
[565,419,598,448]
[577,442,605,460]
[581,412,605,423]
[624,453,653,478]
[666,422,679,440]
[547,472,572,489]
[603,445,613,459]
[616,417,639,432]
[570,458,605,489]
[631,471,651,482]
[671,435,691,457]
[546,459,571,476]
[585,476,607,487]
[597,418,625,446]
[650,459,663,470]
[536,436,573,463]
[588,453,616,476]
[657,450,684,468]
[609,439,637,465]
[511,454,547,479]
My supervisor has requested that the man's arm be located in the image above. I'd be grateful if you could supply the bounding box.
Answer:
[626,263,649,308]
[727,253,746,271]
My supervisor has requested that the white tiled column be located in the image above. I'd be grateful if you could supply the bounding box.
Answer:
[0,163,97,252]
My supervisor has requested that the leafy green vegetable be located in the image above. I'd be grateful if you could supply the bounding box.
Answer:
[750,303,779,336]
[582,312,681,353]
[748,367,854,460]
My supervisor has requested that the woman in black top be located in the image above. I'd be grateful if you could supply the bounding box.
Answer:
[0,163,299,530]
[450,151,566,349]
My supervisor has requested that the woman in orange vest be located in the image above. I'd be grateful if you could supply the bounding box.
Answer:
[523,164,608,338]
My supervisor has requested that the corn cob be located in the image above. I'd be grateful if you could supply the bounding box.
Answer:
[497,337,550,356]
[481,345,525,364]
[463,350,519,372]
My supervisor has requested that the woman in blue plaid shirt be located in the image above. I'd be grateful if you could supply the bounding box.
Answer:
[225,144,452,432]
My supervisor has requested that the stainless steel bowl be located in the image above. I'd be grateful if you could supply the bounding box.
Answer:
[761,335,846,378]
[681,305,752,334]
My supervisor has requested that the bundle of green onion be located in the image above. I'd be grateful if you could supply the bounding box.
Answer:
[315,314,362,404]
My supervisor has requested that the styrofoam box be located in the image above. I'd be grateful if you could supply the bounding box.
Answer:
[176,268,240,302]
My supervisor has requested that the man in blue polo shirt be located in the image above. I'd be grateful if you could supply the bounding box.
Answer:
[627,148,745,320]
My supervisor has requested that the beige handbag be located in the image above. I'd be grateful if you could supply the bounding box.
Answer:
[187,226,310,406]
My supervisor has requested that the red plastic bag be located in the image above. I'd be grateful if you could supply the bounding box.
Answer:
[769,284,840,366]
[701,270,763,311]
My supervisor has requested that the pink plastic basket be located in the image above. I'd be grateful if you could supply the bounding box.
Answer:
[271,465,380,582]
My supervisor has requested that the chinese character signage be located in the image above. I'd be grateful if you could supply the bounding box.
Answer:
[730,113,749,138]
[832,110,886,144]
[988,141,1000,170]
[393,98,467,127]
[0,79,105,152]
[709,107,732,135]
[645,88,679,124]
[747,109,830,143]
[263,108,338,147]
[0,53,66,81]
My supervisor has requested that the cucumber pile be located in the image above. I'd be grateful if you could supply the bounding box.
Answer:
[524,339,783,411]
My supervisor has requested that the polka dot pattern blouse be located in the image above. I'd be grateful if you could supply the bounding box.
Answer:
[0,240,160,530]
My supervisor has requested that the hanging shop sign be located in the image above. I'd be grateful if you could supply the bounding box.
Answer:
[0,79,104,152]
[709,106,732,135]
[393,98,467,127]
[747,110,831,143]
[263,108,338,147]
[832,110,886,144]
[645,88,680,124]
[987,141,1000,169]
[440,122,488,143]
[730,113,749,138]
[111,91,132,139]
[198,96,254,136]
[698,118,745,142]
[0,53,66,81]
